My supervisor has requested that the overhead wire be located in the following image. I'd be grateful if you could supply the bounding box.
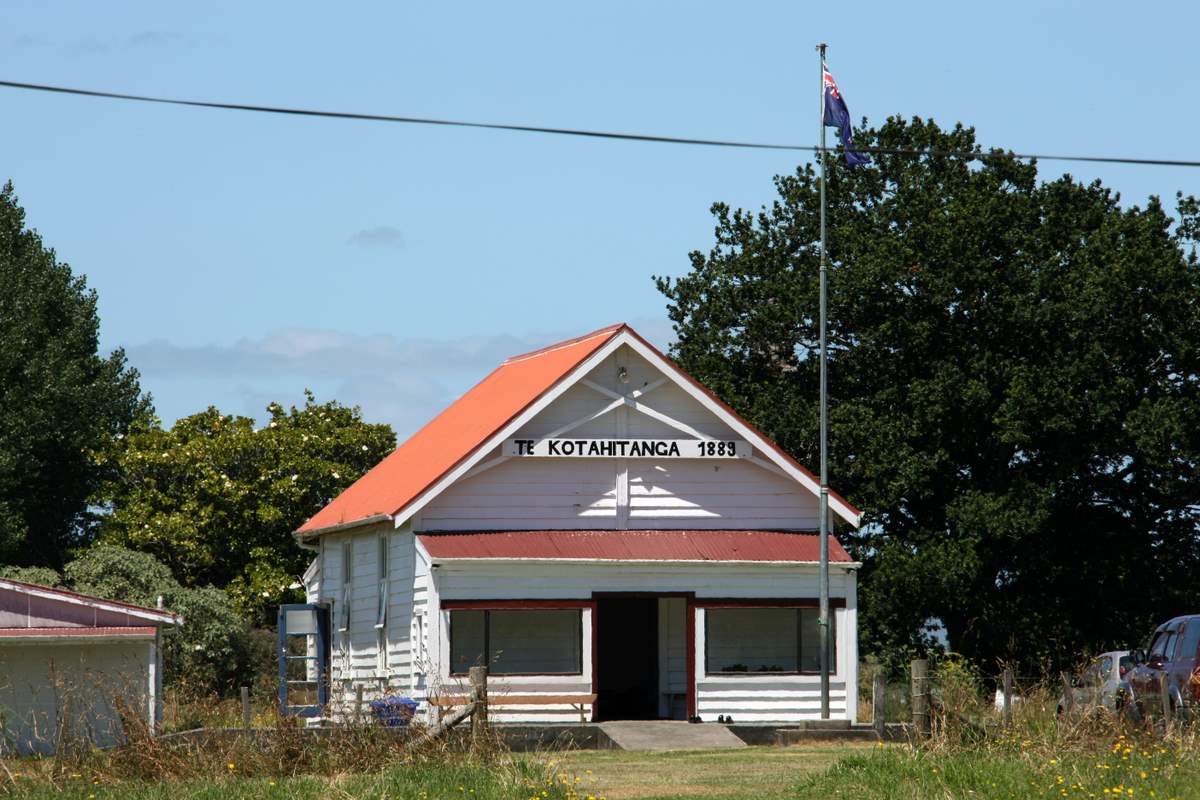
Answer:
[2,78,1199,169]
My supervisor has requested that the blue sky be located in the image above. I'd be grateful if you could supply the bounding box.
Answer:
[2,1,1196,439]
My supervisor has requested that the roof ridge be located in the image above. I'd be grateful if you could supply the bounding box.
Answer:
[502,323,626,364]
[0,578,179,619]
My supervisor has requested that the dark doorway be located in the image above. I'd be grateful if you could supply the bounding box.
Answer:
[595,597,659,720]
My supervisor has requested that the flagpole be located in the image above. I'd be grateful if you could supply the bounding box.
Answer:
[816,41,831,721]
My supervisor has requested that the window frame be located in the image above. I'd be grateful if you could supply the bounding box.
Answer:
[703,606,838,677]
[338,540,353,632]
[376,534,389,630]
[448,608,584,677]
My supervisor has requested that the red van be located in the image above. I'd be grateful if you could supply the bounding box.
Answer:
[1123,615,1200,721]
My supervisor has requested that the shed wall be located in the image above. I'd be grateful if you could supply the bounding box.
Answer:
[0,641,151,755]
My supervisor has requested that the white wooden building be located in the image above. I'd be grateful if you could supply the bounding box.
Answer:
[292,324,862,723]
[0,579,177,754]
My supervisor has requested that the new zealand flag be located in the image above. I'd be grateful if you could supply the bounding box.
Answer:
[822,66,870,167]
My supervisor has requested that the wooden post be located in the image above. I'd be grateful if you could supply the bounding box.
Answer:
[469,666,489,740]
[872,671,887,740]
[355,684,363,723]
[1002,665,1013,726]
[1061,671,1074,715]
[241,686,251,731]
[911,659,929,740]
[1160,673,1173,730]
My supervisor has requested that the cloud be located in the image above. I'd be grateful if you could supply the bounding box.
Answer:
[128,329,541,436]
[13,34,49,48]
[65,38,110,56]
[127,31,187,48]
[127,322,675,438]
[347,226,405,249]
[129,329,534,380]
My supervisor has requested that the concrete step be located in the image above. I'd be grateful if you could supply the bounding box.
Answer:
[598,720,748,751]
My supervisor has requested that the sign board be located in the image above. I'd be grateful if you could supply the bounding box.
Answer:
[502,438,751,459]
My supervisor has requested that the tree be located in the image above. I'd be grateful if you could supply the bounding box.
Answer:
[95,392,395,621]
[0,182,149,568]
[657,117,1200,670]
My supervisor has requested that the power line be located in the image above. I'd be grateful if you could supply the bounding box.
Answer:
[3,78,1199,169]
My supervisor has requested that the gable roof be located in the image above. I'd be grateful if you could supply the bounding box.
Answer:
[297,323,861,538]
[0,579,179,626]
[298,324,625,534]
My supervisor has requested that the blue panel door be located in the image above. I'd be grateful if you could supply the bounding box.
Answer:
[278,603,331,717]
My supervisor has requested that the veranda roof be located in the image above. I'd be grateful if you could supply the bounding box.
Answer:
[417,529,855,564]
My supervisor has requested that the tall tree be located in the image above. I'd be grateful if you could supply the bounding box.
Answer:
[95,392,395,621]
[0,182,149,568]
[657,118,1200,669]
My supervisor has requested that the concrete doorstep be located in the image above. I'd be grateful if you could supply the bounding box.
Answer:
[598,721,748,751]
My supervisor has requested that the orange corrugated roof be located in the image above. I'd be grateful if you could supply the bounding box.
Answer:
[298,324,625,534]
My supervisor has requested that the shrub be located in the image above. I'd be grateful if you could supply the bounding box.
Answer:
[0,564,64,587]
[64,544,176,606]
[161,586,255,695]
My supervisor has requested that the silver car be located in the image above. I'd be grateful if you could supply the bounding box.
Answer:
[1056,651,1134,715]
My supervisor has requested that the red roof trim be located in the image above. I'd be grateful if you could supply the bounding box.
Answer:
[502,323,626,364]
[0,626,158,638]
[0,578,178,622]
[417,529,854,564]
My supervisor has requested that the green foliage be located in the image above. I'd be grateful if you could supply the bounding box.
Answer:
[60,544,258,695]
[95,391,394,621]
[159,584,254,693]
[0,564,64,587]
[657,117,1200,671]
[0,181,150,568]
[64,543,177,605]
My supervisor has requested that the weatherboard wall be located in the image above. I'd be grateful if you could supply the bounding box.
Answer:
[318,522,419,710]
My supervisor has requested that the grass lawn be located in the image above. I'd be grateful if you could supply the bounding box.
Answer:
[11,736,1200,800]
[3,760,558,800]
[551,744,871,800]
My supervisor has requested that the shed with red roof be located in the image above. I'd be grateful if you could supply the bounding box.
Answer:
[288,324,862,724]
[0,578,178,755]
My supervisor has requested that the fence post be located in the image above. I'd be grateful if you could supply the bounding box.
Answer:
[872,671,887,740]
[1002,665,1013,726]
[241,686,251,731]
[469,665,489,740]
[1061,671,1074,715]
[911,659,930,740]
[1160,673,1173,731]
[355,684,363,723]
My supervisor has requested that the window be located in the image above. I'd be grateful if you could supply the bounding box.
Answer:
[338,541,353,632]
[449,609,582,675]
[376,535,389,629]
[1149,628,1178,662]
[705,607,837,675]
[377,626,389,674]
[376,535,389,674]
[1178,622,1200,664]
